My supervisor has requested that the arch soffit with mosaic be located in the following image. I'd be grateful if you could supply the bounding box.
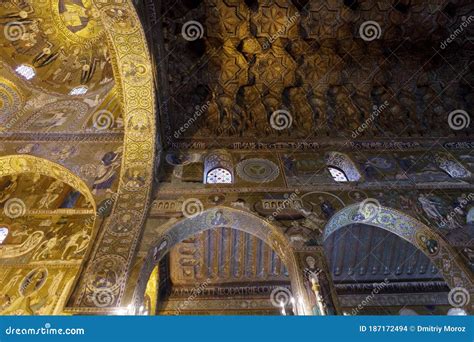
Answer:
[150,206,292,262]
[0,154,96,212]
[66,0,157,311]
[323,203,474,293]
[0,155,98,264]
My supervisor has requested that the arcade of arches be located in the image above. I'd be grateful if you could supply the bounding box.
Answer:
[0,0,473,316]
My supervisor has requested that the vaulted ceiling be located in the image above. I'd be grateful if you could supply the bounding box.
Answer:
[0,0,153,315]
[0,1,125,262]
[0,0,112,95]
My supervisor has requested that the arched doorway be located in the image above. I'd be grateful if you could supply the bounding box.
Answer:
[0,155,97,314]
[147,227,291,315]
[130,207,313,315]
[323,203,474,310]
[325,224,449,314]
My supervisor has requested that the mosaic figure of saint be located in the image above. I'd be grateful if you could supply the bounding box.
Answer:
[92,150,121,194]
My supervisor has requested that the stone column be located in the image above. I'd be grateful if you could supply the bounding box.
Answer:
[291,245,340,315]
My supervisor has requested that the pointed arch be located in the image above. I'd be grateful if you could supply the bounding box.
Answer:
[323,203,474,298]
[129,207,311,314]
[203,150,234,184]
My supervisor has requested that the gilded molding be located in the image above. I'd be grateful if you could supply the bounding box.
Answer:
[69,0,156,310]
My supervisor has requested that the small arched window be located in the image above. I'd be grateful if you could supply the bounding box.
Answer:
[325,152,362,182]
[206,168,232,184]
[203,150,234,184]
[328,166,349,182]
[0,227,8,244]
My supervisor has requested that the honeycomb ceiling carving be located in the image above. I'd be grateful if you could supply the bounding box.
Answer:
[157,0,473,142]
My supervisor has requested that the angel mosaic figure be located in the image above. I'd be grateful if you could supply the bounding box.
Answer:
[417,194,444,223]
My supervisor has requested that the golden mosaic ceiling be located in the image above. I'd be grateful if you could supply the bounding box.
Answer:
[0,1,124,136]
[0,154,97,315]
[0,0,113,95]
